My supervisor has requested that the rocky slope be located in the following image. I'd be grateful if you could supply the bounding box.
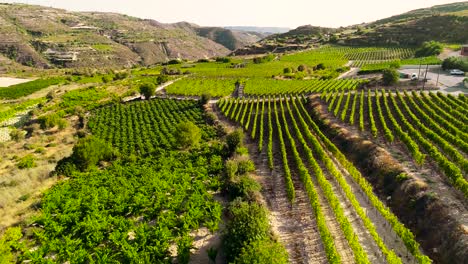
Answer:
[0,3,260,69]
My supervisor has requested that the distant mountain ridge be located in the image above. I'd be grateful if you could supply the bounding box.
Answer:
[0,3,262,69]
[234,1,468,55]
[224,26,290,34]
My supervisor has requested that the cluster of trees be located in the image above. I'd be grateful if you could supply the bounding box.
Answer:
[415,41,443,57]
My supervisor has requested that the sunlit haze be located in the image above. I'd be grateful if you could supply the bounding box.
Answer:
[2,0,467,28]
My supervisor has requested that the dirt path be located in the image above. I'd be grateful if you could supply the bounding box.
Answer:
[338,67,360,79]
[252,145,329,264]
[211,103,329,264]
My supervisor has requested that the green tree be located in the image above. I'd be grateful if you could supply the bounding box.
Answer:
[415,41,443,57]
[223,200,270,262]
[382,68,399,86]
[139,83,156,99]
[71,136,114,171]
[174,121,201,149]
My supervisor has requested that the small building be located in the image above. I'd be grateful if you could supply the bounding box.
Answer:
[461,45,468,56]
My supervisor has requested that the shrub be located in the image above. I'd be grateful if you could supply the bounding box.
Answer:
[234,239,289,264]
[113,71,129,80]
[226,129,244,154]
[17,154,36,169]
[174,121,201,149]
[442,56,468,71]
[157,74,169,84]
[297,64,307,72]
[9,128,25,142]
[216,57,231,63]
[227,175,261,200]
[223,199,270,261]
[415,41,443,57]
[283,67,293,74]
[38,114,67,130]
[101,76,112,83]
[70,136,114,171]
[139,82,156,99]
[237,159,255,175]
[382,68,399,86]
[200,93,211,105]
[167,59,181,65]
[253,54,275,64]
[315,63,326,70]
[0,227,23,264]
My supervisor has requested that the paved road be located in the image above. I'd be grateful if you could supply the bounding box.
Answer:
[399,67,467,94]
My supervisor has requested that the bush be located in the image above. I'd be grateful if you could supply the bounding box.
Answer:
[234,239,289,264]
[157,74,169,84]
[297,64,307,72]
[0,227,23,264]
[200,93,211,105]
[253,54,275,64]
[226,129,244,154]
[415,41,443,57]
[70,136,114,171]
[113,71,129,80]
[223,199,270,262]
[227,175,261,200]
[9,128,25,142]
[237,159,255,175]
[38,113,67,130]
[216,57,231,63]
[139,83,156,99]
[167,59,181,65]
[283,67,293,74]
[442,56,468,71]
[382,68,399,86]
[315,63,326,70]
[17,154,36,169]
[101,76,112,83]
[174,121,201,149]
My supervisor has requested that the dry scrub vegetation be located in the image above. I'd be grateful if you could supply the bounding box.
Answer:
[0,117,78,228]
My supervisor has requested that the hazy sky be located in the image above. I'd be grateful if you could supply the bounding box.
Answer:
[2,0,466,28]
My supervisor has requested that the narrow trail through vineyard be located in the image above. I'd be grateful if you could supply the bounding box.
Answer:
[211,103,329,264]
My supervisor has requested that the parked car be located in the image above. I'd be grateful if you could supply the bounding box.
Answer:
[411,73,418,80]
[450,69,465,75]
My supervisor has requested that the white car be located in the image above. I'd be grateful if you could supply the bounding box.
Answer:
[450,69,464,75]
[411,73,418,80]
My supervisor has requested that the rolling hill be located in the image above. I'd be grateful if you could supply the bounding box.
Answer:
[234,2,468,55]
[0,3,262,69]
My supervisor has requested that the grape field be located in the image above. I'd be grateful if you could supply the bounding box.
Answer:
[322,90,468,197]
[88,98,216,155]
[217,96,431,264]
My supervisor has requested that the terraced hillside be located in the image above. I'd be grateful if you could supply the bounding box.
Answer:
[0,4,264,69]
